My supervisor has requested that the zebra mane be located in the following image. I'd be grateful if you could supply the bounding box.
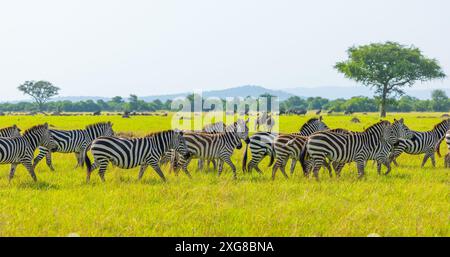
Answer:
[363,120,391,132]
[144,129,175,138]
[300,118,325,131]
[432,118,449,131]
[0,125,20,131]
[23,124,48,135]
[85,122,111,130]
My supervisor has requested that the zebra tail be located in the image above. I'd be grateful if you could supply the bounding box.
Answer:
[242,142,249,172]
[84,151,92,173]
[299,145,308,173]
[268,143,275,167]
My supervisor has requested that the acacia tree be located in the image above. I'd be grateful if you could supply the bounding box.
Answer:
[335,42,446,117]
[18,80,60,112]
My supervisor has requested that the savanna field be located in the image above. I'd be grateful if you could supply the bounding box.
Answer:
[0,113,448,237]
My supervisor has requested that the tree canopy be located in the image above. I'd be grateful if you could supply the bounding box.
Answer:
[335,42,446,117]
[18,80,60,111]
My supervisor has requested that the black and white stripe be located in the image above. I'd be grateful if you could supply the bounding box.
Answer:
[300,119,412,179]
[33,122,114,170]
[270,134,309,180]
[179,119,249,178]
[242,117,328,174]
[85,130,188,182]
[390,118,449,168]
[0,125,21,138]
[1,124,57,181]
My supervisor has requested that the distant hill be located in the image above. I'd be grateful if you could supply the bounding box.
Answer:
[140,85,294,102]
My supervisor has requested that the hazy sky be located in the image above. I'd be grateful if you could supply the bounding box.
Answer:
[0,0,448,101]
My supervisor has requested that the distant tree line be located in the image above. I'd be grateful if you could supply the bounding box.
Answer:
[280,89,449,113]
[1,90,448,113]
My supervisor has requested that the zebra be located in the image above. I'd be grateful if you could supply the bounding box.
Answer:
[0,125,21,138]
[178,119,249,179]
[242,116,329,174]
[390,118,449,168]
[328,119,412,177]
[84,130,188,182]
[33,122,115,171]
[1,124,57,181]
[444,129,450,168]
[254,112,275,132]
[300,119,412,180]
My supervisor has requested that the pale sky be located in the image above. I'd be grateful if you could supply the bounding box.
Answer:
[0,0,448,101]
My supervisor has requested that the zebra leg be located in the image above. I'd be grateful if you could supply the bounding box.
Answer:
[97,163,108,182]
[23,161,38,182]
[181,156,193,177]
[383,160,392,175]
[271,161,279,180]
[33,147,47,169]
[45,152,55,171]
[220,157,237,179]
[377,161,382,175]
[279,163,289,179]
[290,159,296,175]
[430,152,436,168]
[356,161,365,179]
[197,159,203,171]
[138,165,149,180]
[421,154,430,168]
[323,160,333,177]
[392,158,399,167]
[8,164,18,181]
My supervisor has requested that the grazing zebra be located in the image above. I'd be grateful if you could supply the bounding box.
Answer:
[444,130,450,168]
[254,112,275,132]
[0,125,21,138]
[300,119,412,180]
[179,119,249,179]
[33,122,115,171]
[242,117,329,174]
[390,118,449,168]
[84,130,188,182]
[1,124,57,181]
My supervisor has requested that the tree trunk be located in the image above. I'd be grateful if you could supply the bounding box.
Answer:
[379,84,388,118]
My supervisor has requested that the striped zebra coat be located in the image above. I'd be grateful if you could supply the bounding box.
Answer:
[390,118,449,168]
[444,129,450,168]
[85,130,188,182]
[179,119,249,178]
[270,134,309,180]
[33,122,115,170]
[160,121,227,172]
[1,124,57,181]
[242,116,328,174]
[0,125,21,138]
[300,119,412,180]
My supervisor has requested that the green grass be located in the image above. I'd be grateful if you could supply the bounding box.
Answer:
[0,113,448,236]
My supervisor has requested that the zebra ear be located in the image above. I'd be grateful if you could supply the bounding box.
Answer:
[43,123,48,128]
[399,118,404,123]
[12,124,17,128]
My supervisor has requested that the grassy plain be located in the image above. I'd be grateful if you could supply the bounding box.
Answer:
[0,112,448,236]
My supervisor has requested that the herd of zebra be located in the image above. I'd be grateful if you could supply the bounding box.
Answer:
[0,116,449,182]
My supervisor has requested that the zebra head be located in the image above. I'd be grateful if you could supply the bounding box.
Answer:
[382,118,412,146]
[172,130,189,158]
[23,123,58,151]
[299,117,329,136]
[86,122,115,140]
[0,125,21,138]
